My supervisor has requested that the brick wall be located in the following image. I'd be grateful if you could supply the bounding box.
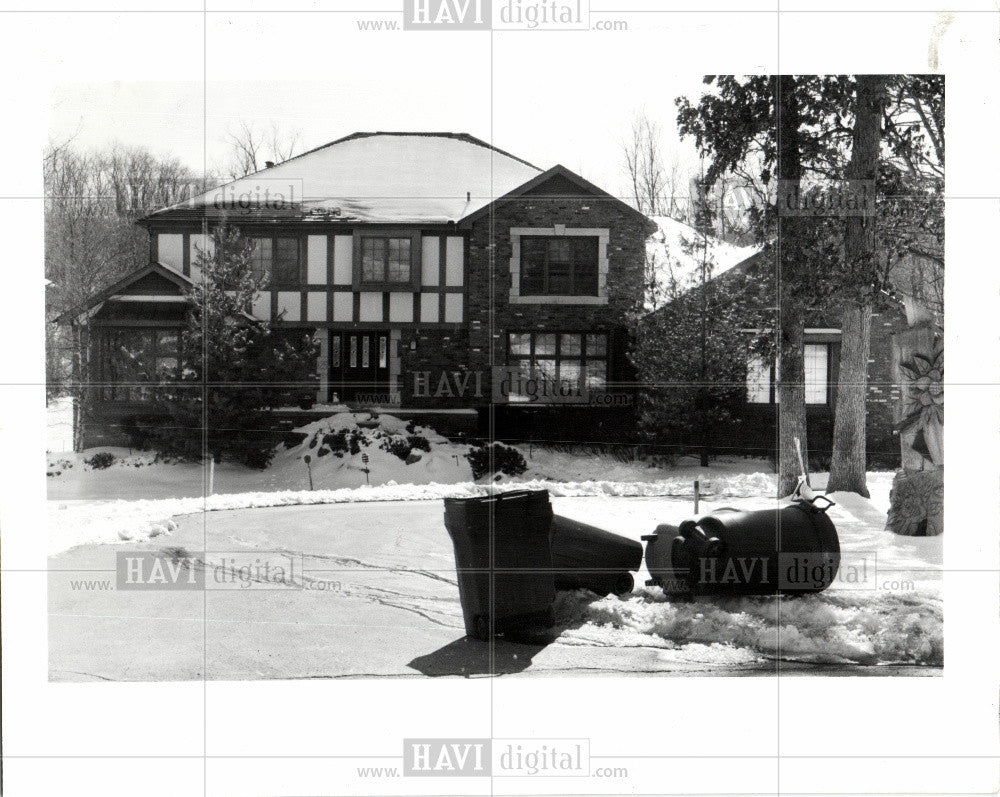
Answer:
[398,189,650,426]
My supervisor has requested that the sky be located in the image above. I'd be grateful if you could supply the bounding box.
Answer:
[46,20,717,204]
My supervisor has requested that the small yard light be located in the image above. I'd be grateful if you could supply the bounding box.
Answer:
[303,454,314,491]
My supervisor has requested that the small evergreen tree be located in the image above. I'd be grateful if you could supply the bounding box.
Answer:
[633,184,769,466]
[149,228,317,468]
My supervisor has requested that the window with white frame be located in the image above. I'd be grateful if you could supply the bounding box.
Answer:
[509,227,609,304]
[746,343,830,405]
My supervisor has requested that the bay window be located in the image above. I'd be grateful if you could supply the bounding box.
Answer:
[96,328,182,402]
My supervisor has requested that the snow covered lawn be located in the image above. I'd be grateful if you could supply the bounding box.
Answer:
[48,475,942,680]
[47,410,776,502]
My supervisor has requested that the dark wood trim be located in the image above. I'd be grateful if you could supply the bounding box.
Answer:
[182,233,191,277]
[351,228,423,292]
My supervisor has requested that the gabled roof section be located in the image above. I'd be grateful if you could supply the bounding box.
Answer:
[56,262,192,324]
[143,132,544,226]
[642,218,763,315]
[458,165,657,231]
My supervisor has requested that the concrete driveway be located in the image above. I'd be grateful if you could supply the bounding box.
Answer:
[48,499,940,680]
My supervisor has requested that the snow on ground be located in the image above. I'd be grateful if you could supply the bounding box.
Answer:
[47,473,779,556]
[47,409,778,504]
[46,409,942,672]
[45,396,75,453]
[49,488,942,675]
[553,585,941,666]
[547,477,941,668]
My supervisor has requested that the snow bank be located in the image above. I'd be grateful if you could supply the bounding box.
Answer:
[553,587,942,667]
[47,472,778,556]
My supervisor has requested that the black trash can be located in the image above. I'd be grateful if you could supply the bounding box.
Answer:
[643,495,841,597]
[443,489,556,640]
[551,514,643,596]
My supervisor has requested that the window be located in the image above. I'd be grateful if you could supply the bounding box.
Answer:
[804,344,829,404]
[248,235,300,286]
[360,236,412,284]
[97,328,182,402]
[520,236,599,296]
[746,355,772,404]
[331,336,341,369]
[506,331,608,402]
[746,344,830,405]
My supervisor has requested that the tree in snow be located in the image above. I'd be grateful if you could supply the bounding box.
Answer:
[147,228,318,468]
[632,180,770,465]
[678,76,846,493]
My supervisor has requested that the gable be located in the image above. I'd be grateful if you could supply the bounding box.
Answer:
[522,173,602,197]
[118,270,188,296]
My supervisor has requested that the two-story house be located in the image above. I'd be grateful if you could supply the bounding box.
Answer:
[61,132,656,448]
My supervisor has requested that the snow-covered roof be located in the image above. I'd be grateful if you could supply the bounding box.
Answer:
[146,132,543,225]
[645,215,760,310]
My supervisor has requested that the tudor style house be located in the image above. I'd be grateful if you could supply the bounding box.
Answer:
[63,132,656,447]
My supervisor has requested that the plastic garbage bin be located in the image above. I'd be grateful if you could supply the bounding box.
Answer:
[643,495,841,596]
[550,514,643,596]
[443,489,556,640]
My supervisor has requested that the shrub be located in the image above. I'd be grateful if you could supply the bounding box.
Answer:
[84,452,116,470]
[381,437,412,461]
[322,429,367,457]
[407,434,431,452]
[465,443,527,481]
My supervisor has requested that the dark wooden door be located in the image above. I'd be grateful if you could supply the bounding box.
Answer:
[329,331,390,402]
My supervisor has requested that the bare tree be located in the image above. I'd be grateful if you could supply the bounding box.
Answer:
[622,114,687,217]
[44,143,202,447]
[224,120,302,179]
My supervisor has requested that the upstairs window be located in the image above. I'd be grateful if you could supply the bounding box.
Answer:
[520,236,599,297]
[361,237,412,284]
[248,235,300,287]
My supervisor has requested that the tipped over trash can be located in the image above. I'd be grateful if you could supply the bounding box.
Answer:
[443,489,556,640]
[551,514,643,596]
[643,494,841,597]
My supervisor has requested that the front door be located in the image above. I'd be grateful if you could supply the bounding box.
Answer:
[329,330,390,403]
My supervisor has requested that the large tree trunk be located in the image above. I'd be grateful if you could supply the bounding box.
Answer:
[828,302,872,495]
[776,75,808,497]
[828,75,885,496]
[777,303,808,496]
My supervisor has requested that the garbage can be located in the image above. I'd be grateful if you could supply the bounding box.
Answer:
[443,489,556,640]
[551,514,643,596]
[643,495,840,596]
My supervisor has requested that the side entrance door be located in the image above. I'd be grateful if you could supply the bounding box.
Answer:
[329,331,390,403]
